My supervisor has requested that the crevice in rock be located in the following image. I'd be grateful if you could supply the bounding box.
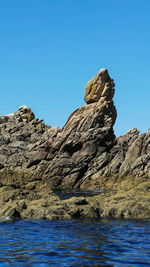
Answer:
[73,165,88,187]
[27,159,42,168]
[0,163,4,170]
[62,141,83,156]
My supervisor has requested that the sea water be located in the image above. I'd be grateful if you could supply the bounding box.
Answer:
[0,219,149,266]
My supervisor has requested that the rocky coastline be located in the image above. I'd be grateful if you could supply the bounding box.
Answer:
[0,69,149,221]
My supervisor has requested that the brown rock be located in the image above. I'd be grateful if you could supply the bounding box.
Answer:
[0,69,149,220]
[84,69,115,104]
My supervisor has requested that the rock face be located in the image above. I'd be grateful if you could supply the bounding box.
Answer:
[84,69,115,104]
[0,105,51,185]
[0,68,149,220]
[79,127,150,190]
[42,98,117,188]
[0,69,117,189]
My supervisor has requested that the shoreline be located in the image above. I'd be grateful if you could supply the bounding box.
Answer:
[0,178,149,222]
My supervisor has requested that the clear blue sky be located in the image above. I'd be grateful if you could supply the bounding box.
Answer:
[0,0,150,137]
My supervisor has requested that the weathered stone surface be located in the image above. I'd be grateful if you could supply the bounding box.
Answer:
[0,68,149,220]
[0,69,117,190]
[41,98,117,188]
[77,127,150,191]
[0,181,149,221]
[84,69,115,104]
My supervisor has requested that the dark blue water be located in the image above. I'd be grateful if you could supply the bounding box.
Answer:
[0,219,149,266]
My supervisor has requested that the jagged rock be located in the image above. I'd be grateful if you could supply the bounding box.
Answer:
[84,69,115,104]
[0,68,149,220]
[41,98,117,188]
[0,69,117,189]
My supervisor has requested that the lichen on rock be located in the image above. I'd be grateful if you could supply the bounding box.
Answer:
[84,69,115,104]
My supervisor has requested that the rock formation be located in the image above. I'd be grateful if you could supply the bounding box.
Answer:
[84,69,115,103]
[0,68,149,220]
[0,69,117,189]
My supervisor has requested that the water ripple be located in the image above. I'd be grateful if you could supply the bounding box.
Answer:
[0,219,149,266]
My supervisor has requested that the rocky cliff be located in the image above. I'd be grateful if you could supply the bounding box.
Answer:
[0,69,149,220]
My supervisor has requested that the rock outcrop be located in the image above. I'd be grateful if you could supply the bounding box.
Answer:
[0,69,117,189]
[0,68,149,220]
[84,69,115,103]
[0,181,149,221]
